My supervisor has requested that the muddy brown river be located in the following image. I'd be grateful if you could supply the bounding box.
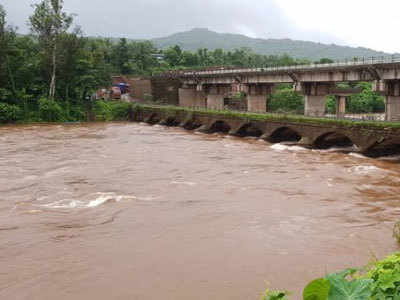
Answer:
[1,122,399,299]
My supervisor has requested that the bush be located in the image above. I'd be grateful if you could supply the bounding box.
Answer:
[366,252,400,298]
[268,88,304,114]
[261,252,400,299]
[325,96,336,114]
[347,83,385,114]
[0,102,22,123]
[68,105,87,122]
[261,289,290,300]
[38,98,65,122]
[93,100,133,121]
[110,102,133,120]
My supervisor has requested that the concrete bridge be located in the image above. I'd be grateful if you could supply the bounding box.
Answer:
[163,56,400,121]
[133,105,400,157]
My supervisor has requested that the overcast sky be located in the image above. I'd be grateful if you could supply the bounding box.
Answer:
[2,0,400,53]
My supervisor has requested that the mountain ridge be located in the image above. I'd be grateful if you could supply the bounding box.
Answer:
[150,28,390,60]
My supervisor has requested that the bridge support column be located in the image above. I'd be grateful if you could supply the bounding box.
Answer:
[206,85,230,110]
[383,81,400,121]
[246,84,271,113]
[305,95,326,117]
[301,83,331,117]
[179,86,206,108]
[336,96,346,119]
[247,95,266,113]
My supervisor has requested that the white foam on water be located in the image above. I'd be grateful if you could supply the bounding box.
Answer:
[40,192,137,209]
[170,181,197,186]
[348,165,381,175]
[87,193,123,208]
[42,199,85,209]
[270,143,307,152]
[378,155,400,161]
[349,153,368,159]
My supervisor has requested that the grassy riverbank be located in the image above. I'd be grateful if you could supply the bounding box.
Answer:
[0,99,134,124]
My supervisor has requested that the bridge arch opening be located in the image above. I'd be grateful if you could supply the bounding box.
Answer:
[314,132,354,149]
[183,120,202,130]
[268,127,302,143]
[147,113,161,124]
[364,139,400,158]
[164,117,180,127]
[236,123,263,137]
[209,120,231,134]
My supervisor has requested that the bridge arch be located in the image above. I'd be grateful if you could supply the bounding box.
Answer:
[145,113,161,124]
[208,120,232,134]
[363,138,400,157]
[236,123,264,137]
[267,127,302,143]
[163,116,180,127]
[182,119,203,130]
[313,132,355,149]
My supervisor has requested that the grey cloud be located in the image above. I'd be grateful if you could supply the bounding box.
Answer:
[2,0,345,45]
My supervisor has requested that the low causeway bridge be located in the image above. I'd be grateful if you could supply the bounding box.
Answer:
[157,56,400,121]
[133,105,400,157]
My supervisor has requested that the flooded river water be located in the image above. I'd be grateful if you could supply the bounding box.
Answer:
[1,122,399,299]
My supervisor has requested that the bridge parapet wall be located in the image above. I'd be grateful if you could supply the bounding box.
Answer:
[134,105,400,155]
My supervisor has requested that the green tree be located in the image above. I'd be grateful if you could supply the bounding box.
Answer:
[164,45,183,67]
[29,0,73,99]
[112,38,132,74]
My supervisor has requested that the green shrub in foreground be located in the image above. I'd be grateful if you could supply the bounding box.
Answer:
[0,103,22,123]
[261,252,400,299]
[366,252,400,298]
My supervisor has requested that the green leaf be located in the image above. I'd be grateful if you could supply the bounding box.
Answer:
[326,272,373,300]
[303,278,330,300]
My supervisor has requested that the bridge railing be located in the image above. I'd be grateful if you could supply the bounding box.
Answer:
[156,54,400,78]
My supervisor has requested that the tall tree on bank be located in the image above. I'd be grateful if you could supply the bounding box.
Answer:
[29,0,73,99]
[0,4,17,97]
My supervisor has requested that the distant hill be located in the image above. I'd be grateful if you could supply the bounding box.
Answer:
[151,28,390,61]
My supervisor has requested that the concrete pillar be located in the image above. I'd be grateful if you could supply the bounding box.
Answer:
[384,81,400,121]
[336,96,346,119]
[207,94,225,110]
[247,95,266,113]
[305,95,326,117]
[300,82,331,117]
[246,84,271,113]
[385,96,400,121]
[179,88,206,108]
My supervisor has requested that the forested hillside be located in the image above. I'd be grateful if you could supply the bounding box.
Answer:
[152,28,390,60]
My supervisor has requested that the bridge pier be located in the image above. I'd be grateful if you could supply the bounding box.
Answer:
[206,85,231,110]
[336,96,347,119]
[178,86,207,108]
[305,95,326,117]
[300,83,331,117]
[246,84,271,113]
[384,81,400,121]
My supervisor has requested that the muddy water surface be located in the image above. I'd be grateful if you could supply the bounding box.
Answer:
[1,122,399,299]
